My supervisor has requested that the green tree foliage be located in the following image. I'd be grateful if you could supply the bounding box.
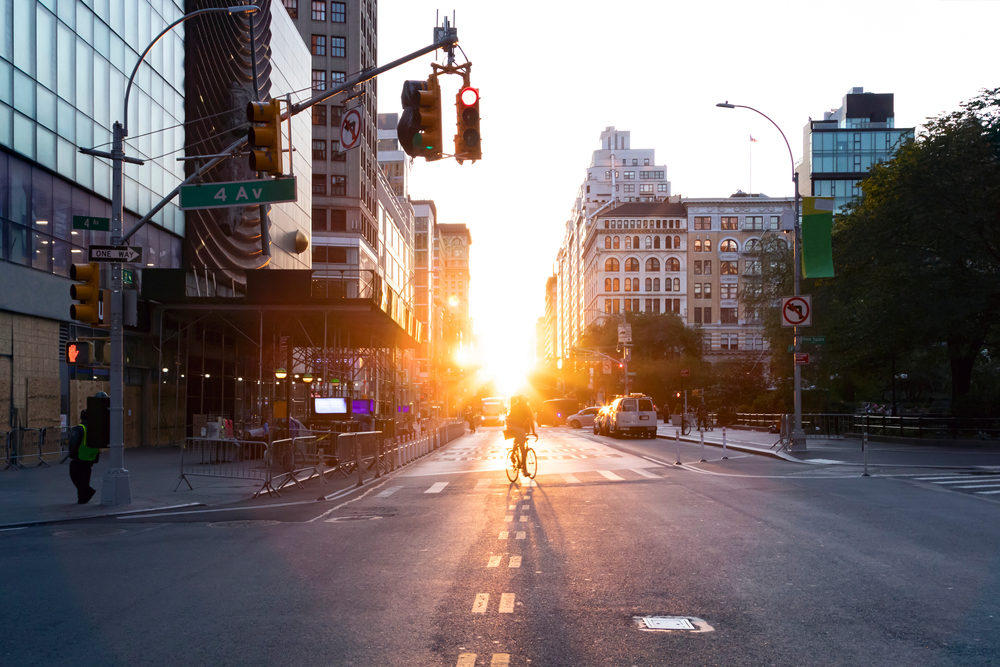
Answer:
[815,88,1000,415]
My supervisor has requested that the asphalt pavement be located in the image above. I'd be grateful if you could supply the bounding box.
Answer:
[2,423,998,530]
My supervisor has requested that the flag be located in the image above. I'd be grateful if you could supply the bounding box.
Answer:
[801,197,835,278]
[750,134,758,143]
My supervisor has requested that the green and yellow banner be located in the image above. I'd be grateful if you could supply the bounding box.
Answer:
[801,197,835,278]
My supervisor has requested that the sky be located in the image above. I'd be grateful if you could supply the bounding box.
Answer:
[375,0,1000,392]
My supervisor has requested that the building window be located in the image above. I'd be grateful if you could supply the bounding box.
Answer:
[631,278,639,291]
[745,238,762,252]
[605,278,612,292]
[312,69,326,91]
[312,139,327,161]
[625,236,632,249]
[769,215,781,230]
[639,183,654,194]
[645,257,660,271]
[331,71,346,84]
[720,239,738,253]
[625,257,639,272]
[312,207,326,230]
[282,0,298,18]
[653,236,661,249]
[658,183,668,192]
[694,216,711,230]
[331,175,346,196]
[721,283,738,299]
[632,235,639,248]
[745,215,764,230]
[666,257,680,272]
[613,278,620,291]
[721,261,738,275]
[331,140,345,161]
[721,216,738,230]
[663,236,672,250]
[312,174,326,195]
[623,184,635,193]
[703,260,712,275]
[703,282,712,298]
[673,278,680,292]
[613,236,620,249]
[624,279,631,292]
[605,258,619,271]
[313,104,327,125]
[604,236,611,249]
[331,1,346,22]
[645,277,653,291]
[745,259,761,275]
[694,239,701,252]
[623,171,634,180]
[311,0,325,20]
[653,277,660,291]
[693,283,702,298]
[311,34,326,56]
[703,239,712,252]
[694,260,702,275]
[721,333,739,350]
[330,36,346,58]
[330,106,343,127]
[721,307,738,324]
[605,299,613,314]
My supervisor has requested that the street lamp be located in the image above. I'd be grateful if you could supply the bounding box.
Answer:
[79,5,260,506]
[716,101,805,451]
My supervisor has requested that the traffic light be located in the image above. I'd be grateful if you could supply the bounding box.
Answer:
[454,85,481,163]
[70,262,101,324]
[66,341,93,365]
[397,77,442,160]
[247,99,283,175]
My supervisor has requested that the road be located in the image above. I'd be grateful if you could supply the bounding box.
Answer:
[2,426,999,665]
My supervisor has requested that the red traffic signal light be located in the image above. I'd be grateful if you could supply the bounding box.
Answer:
[247,99,284,175]
[66,341,93,365]
[455,86,481,163]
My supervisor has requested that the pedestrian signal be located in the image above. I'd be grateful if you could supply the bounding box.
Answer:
[454,86,481,163]
[247,99,283,175]
[66,341,93,365]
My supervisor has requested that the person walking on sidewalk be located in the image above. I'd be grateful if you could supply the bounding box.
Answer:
[68,410,100,504]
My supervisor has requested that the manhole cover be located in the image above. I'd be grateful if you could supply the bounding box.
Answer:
[634,615,714,633]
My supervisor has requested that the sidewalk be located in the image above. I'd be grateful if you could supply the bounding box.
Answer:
[655,422,1000,469]
[0,447,353,530]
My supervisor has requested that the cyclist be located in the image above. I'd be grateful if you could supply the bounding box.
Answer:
[696,403,711,432]
[506,395,537,475]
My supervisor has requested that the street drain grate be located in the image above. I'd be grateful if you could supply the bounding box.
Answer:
[634,615,714,633]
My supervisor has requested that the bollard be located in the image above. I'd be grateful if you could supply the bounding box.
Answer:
[699,428,706,462]
[355,435,363,487]
[862,428,870,477]
[675,429,681,465]
[722,427,728,460]
[374,434,381,479]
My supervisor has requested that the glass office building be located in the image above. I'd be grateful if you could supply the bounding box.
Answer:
[798,88,914,213]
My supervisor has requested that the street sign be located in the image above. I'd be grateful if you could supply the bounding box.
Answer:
[781,295,812,327]
[179,177,297,209]
[73,215,110,231]
[89,245,142,263]
[340,107,363,150]
[618,323,632,344]
[794,352,810,365]
[800,335,826,344]
[122,268,135,286]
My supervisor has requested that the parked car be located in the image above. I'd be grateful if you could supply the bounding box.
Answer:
[605,394,658,438]
[593,405,613,435]
[566,406,601,429]
[537,398,581,426]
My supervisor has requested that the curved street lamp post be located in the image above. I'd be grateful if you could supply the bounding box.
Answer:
[80,6,260,505]
[716,101,805,451]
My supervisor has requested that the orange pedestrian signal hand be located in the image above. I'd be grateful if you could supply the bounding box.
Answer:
[68,344,80,363]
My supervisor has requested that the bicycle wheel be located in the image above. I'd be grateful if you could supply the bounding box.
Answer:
[505,447,519,482]
[524,447,537,479]
[681,420,691,436]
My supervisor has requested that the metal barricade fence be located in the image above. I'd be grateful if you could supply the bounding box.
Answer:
[3,427,70,469]
[177,437,270,493]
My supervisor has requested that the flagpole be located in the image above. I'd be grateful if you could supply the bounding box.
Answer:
[749,135,752,194]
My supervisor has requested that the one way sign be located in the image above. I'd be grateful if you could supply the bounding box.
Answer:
[89,245,143,263]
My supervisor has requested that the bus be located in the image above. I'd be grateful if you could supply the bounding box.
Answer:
[480,397,507,426]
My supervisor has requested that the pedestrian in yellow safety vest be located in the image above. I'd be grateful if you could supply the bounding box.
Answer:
[68,410,100,504]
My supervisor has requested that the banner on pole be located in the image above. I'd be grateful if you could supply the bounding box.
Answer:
[801,197,835,278]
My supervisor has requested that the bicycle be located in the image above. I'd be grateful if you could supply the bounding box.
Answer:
[505,434,538,482]
[680,418,692,436]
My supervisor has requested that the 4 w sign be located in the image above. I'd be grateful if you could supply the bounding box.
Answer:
[179,177,296,210]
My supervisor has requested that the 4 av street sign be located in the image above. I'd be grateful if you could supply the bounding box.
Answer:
[179,177,297,209]
[73,215,111,231]
[89,245,142,263]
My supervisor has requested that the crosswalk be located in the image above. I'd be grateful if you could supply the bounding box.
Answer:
[907,473,1000,497]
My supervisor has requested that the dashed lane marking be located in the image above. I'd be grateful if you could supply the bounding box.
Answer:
[498,530,509,540]
[509,555,522,568]
[519,516,528,522]
[487,555,502,568]
[499,593,516,613]
[472,593,489,613]
[456,653,477,667]
[515,531,526,540]
[562,473,581,484]
[490,654,511,667]
[376,486,402,498]
[598,470,625,481]
[631,467,659,478]
[425,481,449,493]
[505,514,514,522]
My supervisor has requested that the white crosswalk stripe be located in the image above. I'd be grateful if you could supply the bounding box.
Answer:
[909,472,1000,497]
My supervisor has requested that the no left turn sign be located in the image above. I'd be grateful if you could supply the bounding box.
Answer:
[781,296,812,327]
[340,107,362,150]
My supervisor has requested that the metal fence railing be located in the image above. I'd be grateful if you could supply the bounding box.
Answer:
[3,427,71,469]
[176,421,468,497]
[736,413,1000,442]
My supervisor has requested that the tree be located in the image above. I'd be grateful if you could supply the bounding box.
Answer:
[815,88,1000,415]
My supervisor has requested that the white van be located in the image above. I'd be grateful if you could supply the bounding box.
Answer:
[606,394,658,438]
